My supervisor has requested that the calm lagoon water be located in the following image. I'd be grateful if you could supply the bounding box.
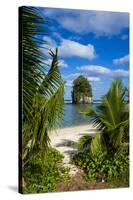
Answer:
[61,103,98,128]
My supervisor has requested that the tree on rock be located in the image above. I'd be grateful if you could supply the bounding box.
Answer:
[72,76,92,104]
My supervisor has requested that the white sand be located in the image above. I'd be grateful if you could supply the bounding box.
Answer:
[49,124,96,176]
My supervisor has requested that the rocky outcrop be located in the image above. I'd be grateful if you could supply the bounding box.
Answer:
[72,75,93,104]
[79,96,93,104]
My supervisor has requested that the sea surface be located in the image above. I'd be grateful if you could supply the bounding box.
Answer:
[60,103,99,128]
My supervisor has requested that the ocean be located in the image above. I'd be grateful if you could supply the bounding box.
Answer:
[60,103,99,128]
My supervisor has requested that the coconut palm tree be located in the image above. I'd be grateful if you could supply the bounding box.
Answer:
[20,6,49,121]
[19,7,64,168]
[84,79,129,156]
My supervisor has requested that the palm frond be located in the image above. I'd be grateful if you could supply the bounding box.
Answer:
[84,78,129,155]
[21,7,65,167]
[90,133,106,156]
[21,6,49,121]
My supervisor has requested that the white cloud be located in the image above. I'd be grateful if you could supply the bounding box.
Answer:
[113,54,129,65]
[58,39,96,59]
[65,73,100,81]
[63,73,81,81]
[77,65,129,78]
[58,59,68,68]
[42,35,97,60]
[87,77,101,81]
[43,9,129,37]
[45,58,68,68]
[77,65,111,75]
[113,69,129,77]
[41,36,57,57]
[65,80,73,87]
[64,73,101,88]
[43,36,57,47]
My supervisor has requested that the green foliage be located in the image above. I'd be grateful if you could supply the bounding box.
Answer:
[90,133,105,156]
[84,79,129,156]
[108,169,129,188]
[72,75,92,104]
[21,7,65,168]
[77,135,93,151]
[73,149,129,187]
[74,79,129,187]
[21,6,49,121]
[23,147,70,193]
[20,7,66,194]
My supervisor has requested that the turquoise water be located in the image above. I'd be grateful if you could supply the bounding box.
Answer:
[61,103,98,128]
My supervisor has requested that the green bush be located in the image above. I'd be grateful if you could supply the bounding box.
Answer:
[77,135,93,151]
[23,147,70,193]
[73,149,129,186]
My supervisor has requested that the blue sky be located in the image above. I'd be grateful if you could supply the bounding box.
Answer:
[39,7,129,100]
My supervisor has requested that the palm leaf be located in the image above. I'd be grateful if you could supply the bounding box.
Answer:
[84,78,129,155]
[21,7,65,167]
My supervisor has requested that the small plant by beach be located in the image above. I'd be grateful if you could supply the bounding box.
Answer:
[73,79,129,187]
[73,149,129,186]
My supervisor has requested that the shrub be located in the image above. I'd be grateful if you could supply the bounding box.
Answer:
[73,149,129,187]
[77,135,93,151]
[23,147,70,193]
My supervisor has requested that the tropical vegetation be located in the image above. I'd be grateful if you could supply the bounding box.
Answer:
[73,79,129,187]
[20,6,68,193]
[20,6,129,193]
[23,147,70,193]
[72,75,92,104]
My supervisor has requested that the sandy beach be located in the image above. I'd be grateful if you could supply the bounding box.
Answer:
[49,124,96,176]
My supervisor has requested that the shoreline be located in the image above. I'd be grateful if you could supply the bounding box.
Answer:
[49,124,96,176]
[49,123,95,137]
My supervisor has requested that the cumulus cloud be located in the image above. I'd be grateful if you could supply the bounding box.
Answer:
[58,59,68,68]
[64,73,101,88]
[58,39,96,59]
[65,73,100,81]
[65,80,73,87]
[77,65,129,78]
[63,73,81,81]
[45,58,68,68]
[78,65,110,75]
[87,77,101,81]
[43,36,57,47]
[43,8,129,37]
[42,35,97,60]
[113,54,129,65]
[40,36,57,57]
